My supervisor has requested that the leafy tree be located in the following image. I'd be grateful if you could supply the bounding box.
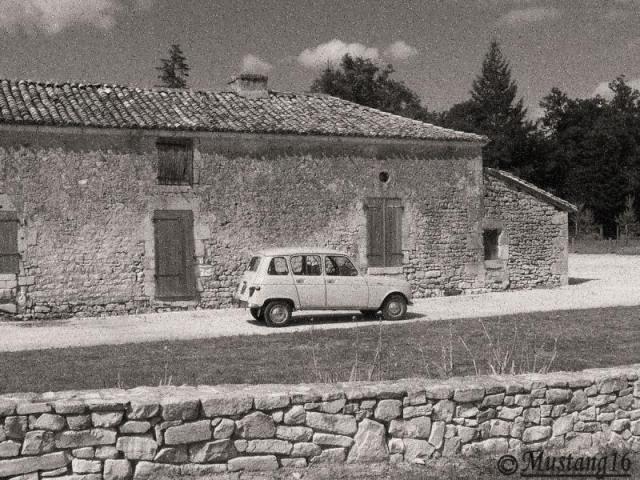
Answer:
[538,76,640,237]
[156,44,190,89]
[441,41,532,170]
[310,54,437,121]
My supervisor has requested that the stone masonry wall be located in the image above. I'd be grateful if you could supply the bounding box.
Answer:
[0,365,639,478]
[0,126,485,319]
[483,172,569,290]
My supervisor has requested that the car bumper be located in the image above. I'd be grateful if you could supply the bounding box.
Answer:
[233,298,261,309]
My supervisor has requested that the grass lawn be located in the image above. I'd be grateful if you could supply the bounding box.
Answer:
[0,305,639,394]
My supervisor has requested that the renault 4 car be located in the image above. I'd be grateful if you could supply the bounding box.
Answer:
[234,248,412,327]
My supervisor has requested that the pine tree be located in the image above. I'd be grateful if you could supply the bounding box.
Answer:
[442,41,531,169]
[156,44,190,89]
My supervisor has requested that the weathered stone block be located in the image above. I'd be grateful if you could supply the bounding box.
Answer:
[0,452,69,477]
[403,439,435,463]
[432,400,455,422]
[280,458,307,468]
[21,430,55,455]
[92,412,124,428]
[245,439,292,455]
[188,439,236,463]
[284,405,306,425]
[276,426,312,442]
[461,438,508,456]
[227,455,278,472]
[552,415,574,437]
[213,418,234,439]
[160,399,199,422]
[116,436,157,461]
[134,461,227,479]
[0,440,20,458]
[346,419,388,463]
[305,412,356,436]
[254,394,289,411]
[153,447,188,464]
[164,420,211,445]
[5,416,28,439]
[104,459,132,480]
[34,414,66,431]
[72,447,94,459]
[546,389,571,404]
[290,442,321,457]
[201,396,252,417]
[454,387,485,403]
[374,399,401,422]
[56,429,117,448]
[67,415,92,431]
[236,411,275,439]
[72,459,102,474]
[127,402,160,420]
[120,421,150,434]
[403,404,432,419]
[522,426,551,443]
[388,417,431,439]
[312,432,354,448]
[310,448,345,464]
[17,402,51,415]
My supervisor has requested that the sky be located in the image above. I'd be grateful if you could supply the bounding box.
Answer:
[0,0,638,118]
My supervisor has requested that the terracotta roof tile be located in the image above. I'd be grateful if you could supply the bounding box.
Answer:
[0,79,485,142]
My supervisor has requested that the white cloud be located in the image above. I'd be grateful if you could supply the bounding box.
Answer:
[297,39,380,69]
[241,54,273,74]
[384,40,418,61]
[592,78,640,98]
[496,6,561,26]
[0,0,152,34]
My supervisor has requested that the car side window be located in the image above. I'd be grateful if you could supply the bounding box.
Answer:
[326,256,358,276]
[291,255,322,275]
[267,257,289,275]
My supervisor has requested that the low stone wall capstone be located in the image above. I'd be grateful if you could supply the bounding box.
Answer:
[1,365,639,479]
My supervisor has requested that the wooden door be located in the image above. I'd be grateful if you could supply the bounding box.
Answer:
[153,210,196,300]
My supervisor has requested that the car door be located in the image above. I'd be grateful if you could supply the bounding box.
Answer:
[290,255,326,309]
[324,255,369,308]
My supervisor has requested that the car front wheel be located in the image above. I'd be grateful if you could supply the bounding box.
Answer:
[381,295,407,320]
[264,300,292,327]
[249,307,264,322]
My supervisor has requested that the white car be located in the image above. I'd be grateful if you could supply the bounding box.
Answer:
[234,248,413,327]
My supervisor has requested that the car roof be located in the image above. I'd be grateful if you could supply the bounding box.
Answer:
[255,247,349,257]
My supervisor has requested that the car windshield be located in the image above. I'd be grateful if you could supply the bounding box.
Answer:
[247,256,261,272]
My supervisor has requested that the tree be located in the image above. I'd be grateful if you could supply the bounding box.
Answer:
[441,41,532,170]
[156,44,190,89]
[538,76,640,237]
[310,54,437,121]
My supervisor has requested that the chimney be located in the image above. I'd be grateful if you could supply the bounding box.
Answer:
[228,73,269,99]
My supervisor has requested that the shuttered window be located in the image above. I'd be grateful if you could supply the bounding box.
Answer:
[157,139,193,185]
[0,212,19,273]
[366,198,403,267]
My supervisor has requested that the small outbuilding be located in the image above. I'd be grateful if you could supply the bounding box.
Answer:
[0,75,575,318]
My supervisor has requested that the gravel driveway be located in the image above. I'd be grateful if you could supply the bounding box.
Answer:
[1,254,639,352]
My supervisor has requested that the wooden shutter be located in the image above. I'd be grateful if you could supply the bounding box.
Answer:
[153,210,196,299]
[0,213,19,273]
[385,200,404,267]
[157,140,193,185]
[366,198,384,267]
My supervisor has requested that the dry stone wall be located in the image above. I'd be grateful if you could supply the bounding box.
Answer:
[0,365,639,478]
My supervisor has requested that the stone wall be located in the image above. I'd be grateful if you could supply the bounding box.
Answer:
[0,125,485,319]
[483,171,570,290]
[0,365,638,478]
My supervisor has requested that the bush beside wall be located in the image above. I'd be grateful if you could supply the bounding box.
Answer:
[1,365,638,478]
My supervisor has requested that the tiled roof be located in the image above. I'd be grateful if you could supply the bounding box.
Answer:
[485,168,577,213]
[0,79,485,142]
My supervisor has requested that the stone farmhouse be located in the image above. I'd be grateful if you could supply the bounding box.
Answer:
[0,74,575,319]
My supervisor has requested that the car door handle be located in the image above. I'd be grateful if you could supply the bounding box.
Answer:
[296,279,304,284]
[326,279,336,284]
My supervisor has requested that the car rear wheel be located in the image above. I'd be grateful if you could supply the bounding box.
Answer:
[264,301,292,327]
[381,294,407,320]
[249,307,264,322]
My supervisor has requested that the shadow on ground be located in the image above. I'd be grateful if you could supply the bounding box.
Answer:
[246,311,425,327]
[568,277,596,285]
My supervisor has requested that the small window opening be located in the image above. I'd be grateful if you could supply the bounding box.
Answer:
[157,139,193,186]
[483,229,500,260]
